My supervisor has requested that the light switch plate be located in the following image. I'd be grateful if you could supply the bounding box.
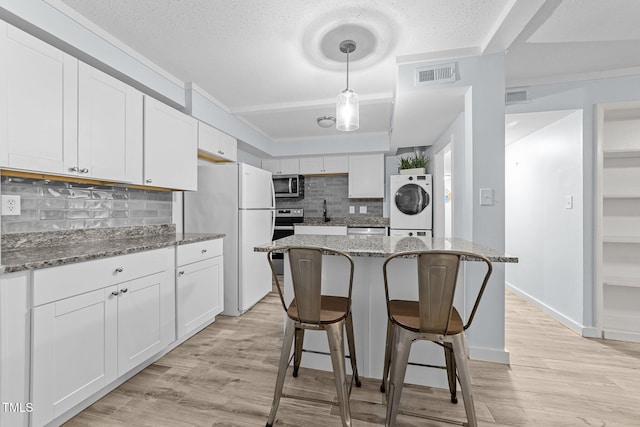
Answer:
[359,206,367,214]
[479,188,493,206]
[349,206,355,214]
[2,195,21,216]
[565,195,573,209]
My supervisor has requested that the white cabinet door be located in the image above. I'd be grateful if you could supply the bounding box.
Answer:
[323,155,348,174]
[198,121,237,162]
[299,157,324,174]
[262,158,299,175]
[348,153,385,198]
[279,158,300,174]
[176,256,224,338]
[31,287,118,427]
[0,21,78,175]
[78,62,143,183]
[144,96,198,190]
[117,272,167,375]
[261,159,280,174]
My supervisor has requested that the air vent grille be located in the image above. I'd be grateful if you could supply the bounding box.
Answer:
[505,90,529,105]
[415,63,457,86]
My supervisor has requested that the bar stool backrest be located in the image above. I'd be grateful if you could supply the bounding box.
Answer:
[288,247,323,323]
[416,252,461,334]
[383,250,493,333]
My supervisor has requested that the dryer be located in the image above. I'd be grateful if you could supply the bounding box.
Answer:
[390,174,432,232]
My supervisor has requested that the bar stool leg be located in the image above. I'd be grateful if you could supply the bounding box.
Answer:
[266,318,296,427]
[293,327,305,377]
[444,344,458,403]
[345,311,361,387]
[452,333,477,427]
[385,326,413,427]
[380,319,393,393]
[326,321,351,427]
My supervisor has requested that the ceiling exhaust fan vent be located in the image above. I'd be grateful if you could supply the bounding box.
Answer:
[415,63,457,86]
[505,89,529,105]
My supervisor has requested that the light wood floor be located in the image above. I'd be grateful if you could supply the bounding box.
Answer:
[65,290,640,426]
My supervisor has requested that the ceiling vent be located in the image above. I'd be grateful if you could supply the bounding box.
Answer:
[505,89,529,105]
[414,63,457,86]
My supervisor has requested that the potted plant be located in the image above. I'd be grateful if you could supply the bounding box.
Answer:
[399,152,429,175]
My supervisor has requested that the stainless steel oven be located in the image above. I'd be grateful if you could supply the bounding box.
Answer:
[272,208,303,274]
[273,175,304,198]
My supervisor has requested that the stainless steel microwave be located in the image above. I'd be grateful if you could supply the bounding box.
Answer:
[273,175,304,198]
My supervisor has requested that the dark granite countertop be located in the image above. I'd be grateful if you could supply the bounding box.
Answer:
[1,225,224,273]
[255,234,518,263]
[299,217,389,228]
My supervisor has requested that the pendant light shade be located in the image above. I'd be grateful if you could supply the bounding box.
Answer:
[336,89,359,131]
[336,40,359,132]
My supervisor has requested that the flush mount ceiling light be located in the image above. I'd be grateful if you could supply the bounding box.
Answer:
[336,40,359,132]
[317,116,336,128]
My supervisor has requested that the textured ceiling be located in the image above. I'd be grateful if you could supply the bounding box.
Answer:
[54,0,640,151]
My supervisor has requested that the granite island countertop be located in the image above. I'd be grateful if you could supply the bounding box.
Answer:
[255,234,518,263]
[1,224,225,273]
[299,216,389,228]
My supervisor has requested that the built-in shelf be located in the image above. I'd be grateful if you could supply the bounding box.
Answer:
[599,111,640,342]
[603,149,640,159]
[603,278,640,288]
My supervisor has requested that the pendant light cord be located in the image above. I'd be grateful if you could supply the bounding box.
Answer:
[346,48,349,90]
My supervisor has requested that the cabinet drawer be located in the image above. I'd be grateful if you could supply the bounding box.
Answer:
[177,239,223,266]
[33,248,170,306]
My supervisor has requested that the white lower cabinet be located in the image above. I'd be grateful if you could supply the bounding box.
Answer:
[176,240,224,339]
[30,248,175,427]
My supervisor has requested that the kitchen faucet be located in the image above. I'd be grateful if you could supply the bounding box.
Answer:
[323,199,329,222]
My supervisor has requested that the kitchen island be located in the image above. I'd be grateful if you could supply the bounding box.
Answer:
[255,234,517,388]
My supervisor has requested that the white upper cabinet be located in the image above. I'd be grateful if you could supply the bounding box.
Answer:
[144,96,198,191]
[198,121,237,162]
[299,155,348,175]
[262,158,299,175]
[0,21,78,175]
[348,153,385,198]
[78,62,143,183]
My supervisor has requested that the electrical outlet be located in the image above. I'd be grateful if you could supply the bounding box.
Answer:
[2,195,21,216]
[349,206,355,214]
[359,206,367,214]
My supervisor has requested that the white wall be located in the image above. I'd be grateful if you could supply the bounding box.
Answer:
[506,110,584,327]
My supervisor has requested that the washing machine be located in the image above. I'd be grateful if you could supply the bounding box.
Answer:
[390,174,432,231]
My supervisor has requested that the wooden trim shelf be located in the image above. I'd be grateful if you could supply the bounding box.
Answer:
[603,194,640,199]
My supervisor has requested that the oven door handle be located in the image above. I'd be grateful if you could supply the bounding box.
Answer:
[274,225,295,231]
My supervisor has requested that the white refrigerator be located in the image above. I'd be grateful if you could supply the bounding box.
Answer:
[184,163,275,316]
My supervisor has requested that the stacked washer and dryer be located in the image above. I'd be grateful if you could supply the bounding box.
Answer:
[389,174,433,237]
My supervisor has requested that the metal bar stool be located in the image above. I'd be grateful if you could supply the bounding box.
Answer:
[265,246,361,427]
[380,250,492,427]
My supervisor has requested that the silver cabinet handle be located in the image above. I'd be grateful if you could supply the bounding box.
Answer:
[178,271,185,276]
[115,267,124,273]
[201,249,207,254]
[69,166,79,172]
[111,291,120,297]
[79,167,89,174]
[146,179,153,184]
[120,288,128,293]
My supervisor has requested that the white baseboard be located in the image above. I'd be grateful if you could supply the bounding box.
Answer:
[603,329,640,343]
[468,346,510,365]
[506,282,594,337]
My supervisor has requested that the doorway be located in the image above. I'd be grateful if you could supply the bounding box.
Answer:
[433,141,453,238]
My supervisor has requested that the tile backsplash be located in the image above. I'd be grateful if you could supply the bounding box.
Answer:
[1,176,172,234]
[276,175,383,217]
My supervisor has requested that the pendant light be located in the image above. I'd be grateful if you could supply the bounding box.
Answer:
[336,40,359,131]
